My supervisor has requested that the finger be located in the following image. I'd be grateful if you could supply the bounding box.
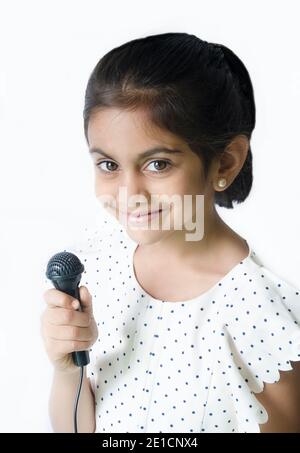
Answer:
[43,288,78,310]
[47,337,92,355]
[47,323,94,342]
[77,286,93,315]
[46,307,91,327]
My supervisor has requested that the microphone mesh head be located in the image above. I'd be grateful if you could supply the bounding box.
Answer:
[46,251,84,280]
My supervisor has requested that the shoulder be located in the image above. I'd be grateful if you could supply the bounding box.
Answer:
[245,254,300,432]
[221,251,300,337]
[212,251,300,432]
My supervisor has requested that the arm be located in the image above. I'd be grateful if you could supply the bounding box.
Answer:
[256,361,300,433]
[49,367,96,433]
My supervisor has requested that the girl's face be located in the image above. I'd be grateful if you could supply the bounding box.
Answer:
[87,107,215,245]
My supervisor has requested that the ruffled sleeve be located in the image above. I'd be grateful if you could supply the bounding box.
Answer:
[201,262,300,433]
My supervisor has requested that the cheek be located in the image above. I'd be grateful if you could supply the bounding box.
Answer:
[94,172,113,195]
[94,178,103,199]
[186,168,206,191]
[168,174,205,198]
[162,172,206,223]
[93,178,117,213]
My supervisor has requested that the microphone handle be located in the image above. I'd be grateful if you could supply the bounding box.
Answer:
[52,281,90,367]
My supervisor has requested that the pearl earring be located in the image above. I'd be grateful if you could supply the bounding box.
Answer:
[217,177,227,188]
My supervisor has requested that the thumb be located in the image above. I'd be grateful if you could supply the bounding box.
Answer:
[78,285,93,314]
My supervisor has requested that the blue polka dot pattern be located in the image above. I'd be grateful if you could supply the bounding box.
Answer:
[64,213,300,433]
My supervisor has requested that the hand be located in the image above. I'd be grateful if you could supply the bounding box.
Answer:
[40,286,98,374]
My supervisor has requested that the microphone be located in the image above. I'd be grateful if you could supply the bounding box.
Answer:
[45,251,90,367]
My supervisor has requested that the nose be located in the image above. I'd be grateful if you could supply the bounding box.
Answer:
[117,171,150,211]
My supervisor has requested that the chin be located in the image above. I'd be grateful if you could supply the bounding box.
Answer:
[124,226,171,246]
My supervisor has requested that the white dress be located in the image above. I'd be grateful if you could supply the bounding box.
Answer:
[61,214,300,433]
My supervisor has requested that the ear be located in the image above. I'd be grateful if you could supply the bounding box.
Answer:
[216,134,249,183]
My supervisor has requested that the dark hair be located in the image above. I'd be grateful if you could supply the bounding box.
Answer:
[83,32,255,208]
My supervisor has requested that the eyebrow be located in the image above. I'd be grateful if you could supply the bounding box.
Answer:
[89,146,184,160]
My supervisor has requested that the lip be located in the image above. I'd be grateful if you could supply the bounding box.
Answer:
[120,208,164,223]
[130,209,163,223]
[120,208,163,218]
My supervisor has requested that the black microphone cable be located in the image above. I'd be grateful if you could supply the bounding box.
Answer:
[74,365,84,433]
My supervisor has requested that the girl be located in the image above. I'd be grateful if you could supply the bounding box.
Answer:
[41,32,300,433]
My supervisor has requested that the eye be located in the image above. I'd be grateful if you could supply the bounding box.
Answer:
[96,160,119,173]
[95,159,172,174]
[145,160,172,173]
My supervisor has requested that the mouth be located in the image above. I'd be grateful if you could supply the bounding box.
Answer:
[120,208,164,223]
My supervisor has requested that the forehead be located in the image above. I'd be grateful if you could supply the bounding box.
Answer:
[87,107,190,154]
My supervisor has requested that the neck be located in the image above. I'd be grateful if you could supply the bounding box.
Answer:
[140,204,235,263]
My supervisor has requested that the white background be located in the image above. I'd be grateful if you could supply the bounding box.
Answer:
[0,0,299,432]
